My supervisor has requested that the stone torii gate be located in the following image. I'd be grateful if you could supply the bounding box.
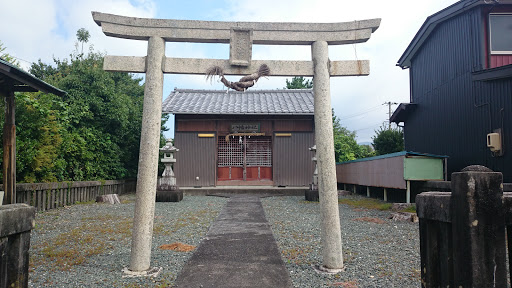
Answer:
[92,12,380,274]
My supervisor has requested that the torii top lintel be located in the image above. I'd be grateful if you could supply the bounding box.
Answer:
[92,12,381,77]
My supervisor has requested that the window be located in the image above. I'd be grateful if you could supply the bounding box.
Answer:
[489,14,512,54]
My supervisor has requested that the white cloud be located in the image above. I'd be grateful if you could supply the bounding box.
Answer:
[1,0,460,142]
[0,0,155,69]
[203,0,460,142]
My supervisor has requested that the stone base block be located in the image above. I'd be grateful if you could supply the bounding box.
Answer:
[96,194,120,204]
[156,190,183,202]
[305,189,319,202]
[122,267,162,278]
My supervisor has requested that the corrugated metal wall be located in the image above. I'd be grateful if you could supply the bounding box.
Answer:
[273,132,315,186]
[473,78,512,176]
[405,7,512,181]
[174,132,216,186]
[336,156,407,189]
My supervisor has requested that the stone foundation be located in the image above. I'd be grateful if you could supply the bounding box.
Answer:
[156,190,183,202]
[305,190,319,202]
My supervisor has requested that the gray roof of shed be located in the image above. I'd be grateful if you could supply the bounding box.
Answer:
[0,58,65,95]
[162,89,314,115]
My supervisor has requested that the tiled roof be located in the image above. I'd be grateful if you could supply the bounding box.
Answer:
[162,89,314,115]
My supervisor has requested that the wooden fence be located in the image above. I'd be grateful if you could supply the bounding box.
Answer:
[2,180,136,212]
[416,166,509,287]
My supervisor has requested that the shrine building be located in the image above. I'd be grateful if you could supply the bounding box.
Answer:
[162,89,315,187]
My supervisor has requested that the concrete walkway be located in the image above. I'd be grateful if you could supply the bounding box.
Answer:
[175,195,293,288]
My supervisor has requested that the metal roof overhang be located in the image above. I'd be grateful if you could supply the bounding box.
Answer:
[472,64,512,81]
[0,58,65,95]
[396,0,506,69]
[390,103,417,123]
[337,151,449,165]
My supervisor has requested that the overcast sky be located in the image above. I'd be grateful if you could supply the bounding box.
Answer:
[1,0,460,143]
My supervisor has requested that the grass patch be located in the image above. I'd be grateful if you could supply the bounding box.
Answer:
[30,206,221,273]
[31,213,138,271]
[34,226,113,271]
[400,205,417,213]
[338,197,392,211]
[281,246,314,265]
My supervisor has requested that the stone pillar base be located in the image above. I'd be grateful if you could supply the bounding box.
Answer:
[122,267,162,278]
[312,264,345,275]
[156,190,183,202]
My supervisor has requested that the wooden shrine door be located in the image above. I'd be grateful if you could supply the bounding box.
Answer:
[217,136,272,183]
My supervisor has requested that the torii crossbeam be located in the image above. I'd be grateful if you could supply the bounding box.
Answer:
[92,11,380,275]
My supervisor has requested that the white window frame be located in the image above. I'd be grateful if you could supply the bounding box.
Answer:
[489,13,512,55]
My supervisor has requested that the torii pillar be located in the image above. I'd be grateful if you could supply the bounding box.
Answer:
[92,12,380,273]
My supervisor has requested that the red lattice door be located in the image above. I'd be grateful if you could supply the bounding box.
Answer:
[217,136,272,182]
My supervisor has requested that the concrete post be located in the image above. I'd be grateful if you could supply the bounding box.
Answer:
[129,36,165,273]
[366,186,370,198]
[450,165,507,287]
[383,188,388,202]
[406,180,411,204]
[0,204,35,288]
[312,41,344,271]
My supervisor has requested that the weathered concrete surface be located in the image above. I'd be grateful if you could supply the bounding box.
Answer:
[104,56,370,76]
[175,195,292,288]
[229,28,252,66]
[92,12,380,44]
[0,204,35,288]
[415,192,451,222]
[312,41,344,270]
[129,36,165,272]
[0,204,35,237]
[450,166,507,288]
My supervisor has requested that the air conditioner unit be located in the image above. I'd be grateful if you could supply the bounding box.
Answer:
[487,130,503,156]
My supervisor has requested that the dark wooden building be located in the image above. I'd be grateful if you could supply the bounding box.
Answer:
[392,0,512,181]
[162,89,315,187]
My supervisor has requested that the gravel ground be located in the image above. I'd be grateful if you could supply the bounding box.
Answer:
[261,196,421,288]
[29,195,228,288]
[29,194,420,287]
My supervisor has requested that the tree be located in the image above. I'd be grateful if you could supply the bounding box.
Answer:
[332,111,374,162]
[0,41,19,66]
[358,144,375,158]
[285,76,313,89]
[31,51,147,180]
[0,29,164,182]
[372,126,404,155]
[76,28,90,58]
[283,78,373,162]
[14,92,64,182]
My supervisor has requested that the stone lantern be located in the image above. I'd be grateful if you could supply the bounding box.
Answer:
[305,145,319,201]
[156,139,182,202]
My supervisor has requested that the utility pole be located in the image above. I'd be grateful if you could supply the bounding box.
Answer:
[383,102,398,130]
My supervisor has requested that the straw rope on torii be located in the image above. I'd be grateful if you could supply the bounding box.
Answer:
[206,64,270,91]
